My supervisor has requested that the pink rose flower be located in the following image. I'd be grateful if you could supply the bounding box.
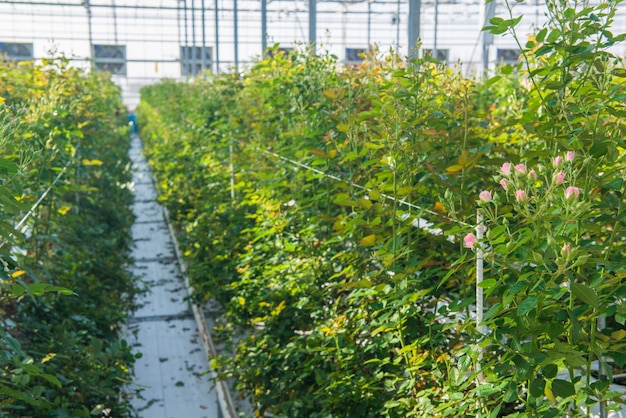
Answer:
[500,178,508,191]
[529,169,537,180]
[566,151,575,161]
[515,189,526,202]
[514,164,526,174]
[555,171,565,184]
[464,233,477,249]
[565,186,580,199]
[553,156,563,168]
[479,190,492,203]
[501,162,512,176]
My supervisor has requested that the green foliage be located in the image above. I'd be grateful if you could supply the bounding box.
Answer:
[0,58,139,416]
[138,2,626,416]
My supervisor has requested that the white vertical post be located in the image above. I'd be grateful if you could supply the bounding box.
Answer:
[476,210,485,383]
[229,143,235,202]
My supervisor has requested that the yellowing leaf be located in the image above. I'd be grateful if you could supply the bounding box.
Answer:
[422,128,437,136]
[357,198,373,210]
[309,149,327,157]
[322,89,337,99]
[612,329,626,341]
[57,205,72,215]
[458,149,470,166]
[433,202,445,213]
[359,234,376,246]
[544,385,556,403]
[327,149,337,159]
[397,186,412,196]
[446,165,464,173]
[41,353,56,364]
[82,159,103,166]
[336,124,350,133]
[11,270,26,278]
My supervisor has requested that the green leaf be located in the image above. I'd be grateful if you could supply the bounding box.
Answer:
[477,279,497,290]
[529,376,545,398]
[546,29,562,43]
[500,65,513,75]
[40,373,62,388]
[535,28,548,43]
[602,178,623,190]
[517,294,538,316]
[570,283,598,309]
[503,381,518,402]
[541,363,558,379]
[551,379,575,398]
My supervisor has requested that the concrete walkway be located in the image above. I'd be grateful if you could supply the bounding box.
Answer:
[125,134,220,418]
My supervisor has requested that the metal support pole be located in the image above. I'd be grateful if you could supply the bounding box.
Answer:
[85,0,94,66]
[191,0,197,75]
[177,0,182,51]
[407,0,420,58]
[395,0,400,50]
[214,0,220,72]
[183,0,189,75]
[367,0,371,49]
[433,0,438,60]
[481,0,496,74]
[309,0,316,47]
[111,0,118,44]
[261,0,267,54]
[234,0,239,69]
[201,0,207,72]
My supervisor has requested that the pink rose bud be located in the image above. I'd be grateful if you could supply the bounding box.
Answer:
[464,233,477,249]
[529,169,537,180]
[564,186,580,199]
[501,162,512,176]
[515,189,526,202]
[514,164,526,174]
[566,151,575,161]
[561,243,571,257]
[555,171,565,184]
[500,178,508,191]
[479,190,492,203]
[553,156,563,168]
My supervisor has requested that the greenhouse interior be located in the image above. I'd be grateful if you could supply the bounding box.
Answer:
[1,0,626,417]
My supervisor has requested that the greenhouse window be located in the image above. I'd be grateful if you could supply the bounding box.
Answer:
[180,46,212,76]
[0,42,33,61]
[424,49,449,64]
[496,48,520,64]
[93,44,126,75]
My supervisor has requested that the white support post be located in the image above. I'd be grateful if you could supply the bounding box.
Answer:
[476,211,485,382]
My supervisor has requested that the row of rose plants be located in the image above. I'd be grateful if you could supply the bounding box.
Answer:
[137,1,625,416]
[0,59,140,416]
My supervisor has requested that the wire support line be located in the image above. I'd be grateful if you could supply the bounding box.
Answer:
[257,147,472,232]
[15,155,76,233]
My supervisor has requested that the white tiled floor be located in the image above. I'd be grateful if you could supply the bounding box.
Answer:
[125,134,220,418]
